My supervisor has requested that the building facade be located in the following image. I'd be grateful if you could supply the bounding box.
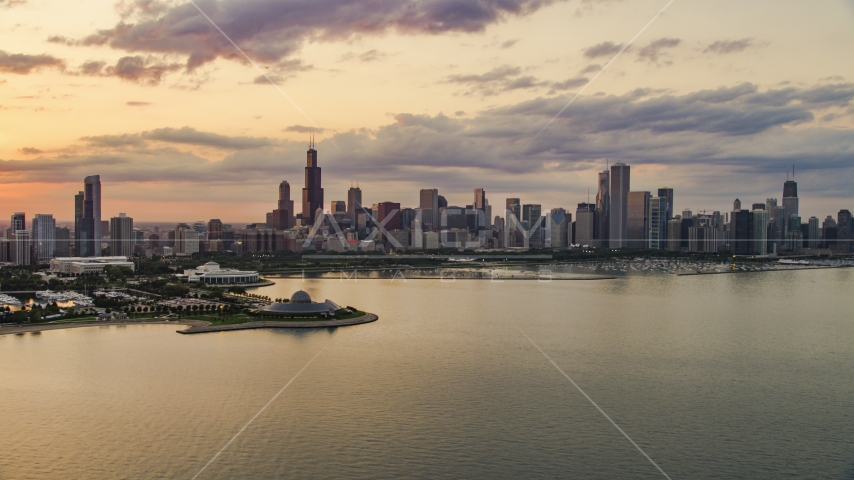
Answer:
[420,189,440,231]
[609,163,630,248]
[301,138,324,221]
[626,191,651,249]
[648,197,668,249]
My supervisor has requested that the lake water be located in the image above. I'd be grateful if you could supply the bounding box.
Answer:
[1,268,853,479]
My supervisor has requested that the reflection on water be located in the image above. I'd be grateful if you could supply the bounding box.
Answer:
[1,269,853,479]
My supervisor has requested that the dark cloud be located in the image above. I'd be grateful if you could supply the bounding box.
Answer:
[447,65,521,84]
[446,65,545,96]
[550,76,588,92]
[637,37,681,64]
[116,0,170,19]
[703,38,754,54]
[505,75,545,90]
[500,39,519,49]
[285,125,324,133]
[393,112,462,133]
[141,127,276,149]
[358,49,385,62]
[18,147,42,154]
[578,64,601,75]
[47,35,73,45]
[80,60,107,75]
[106,55,181,85]
[583,41,623,59]
[126,101,151,106]
[81,127,276,149]
[253,74,283,84]
[81,133,146,147]
[62,0,558,71]
[0,50,65,74]
[250,59,312,84]
[341,49,387,62]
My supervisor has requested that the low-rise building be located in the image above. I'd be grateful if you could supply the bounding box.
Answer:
[49,256,135,275]
[184,261,260,285]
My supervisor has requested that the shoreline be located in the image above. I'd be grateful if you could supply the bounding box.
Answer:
[176,313,378,334]
[0,319,208,336]
[0,314,378,337]
[675,264,854,276]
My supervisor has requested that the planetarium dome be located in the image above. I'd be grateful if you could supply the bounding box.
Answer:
[291,290,312,304]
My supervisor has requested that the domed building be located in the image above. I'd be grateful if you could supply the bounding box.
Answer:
[260,291,342,317]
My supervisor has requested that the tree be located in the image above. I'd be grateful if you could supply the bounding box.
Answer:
[105,266,134,281]
[160,283,189,297]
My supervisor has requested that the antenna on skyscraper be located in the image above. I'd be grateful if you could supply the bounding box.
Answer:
[793,163,795,178]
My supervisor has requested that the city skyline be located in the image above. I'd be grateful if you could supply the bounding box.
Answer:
[0,155,832,225]
[2,1,854,220]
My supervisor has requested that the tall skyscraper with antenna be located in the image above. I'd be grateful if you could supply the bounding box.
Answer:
[301,135,324,222]
[783,165,799,217]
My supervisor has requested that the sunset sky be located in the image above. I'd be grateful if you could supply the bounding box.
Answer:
[1,0,853,222]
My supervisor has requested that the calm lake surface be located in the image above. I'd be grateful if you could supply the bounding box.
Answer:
[2,268,853,479]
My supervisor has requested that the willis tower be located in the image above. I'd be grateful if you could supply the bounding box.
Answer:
[301,136,324,222]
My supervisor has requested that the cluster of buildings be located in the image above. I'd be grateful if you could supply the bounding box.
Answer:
[2,143,852,265]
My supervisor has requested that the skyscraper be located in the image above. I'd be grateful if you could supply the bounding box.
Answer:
[331,201,346,213]
[505,198,521,222]
[79,175,102,257]
[175,225,200,255]
[347,187,362,229]
[208,219,224,240]
[609,163,630,248]
[822,216,837,249]
[575,203,598,247]
[110,213,134,257]
[596,170,610,243]
[85,175,102,242]
[808,216,820,249]
[648,197,668,249]
[420,189,440,231]
[523,204,543,248]
[547,208,569,248]
[32,214,56,263]
[376,202,402,232]
[505,198,522,247]
[55,227,70,257]
[766,198,778,214]
[74,191,84,256]
[473,188,491,229]
[751,208,768,255]
[657,188,674,220]
[731,209,752,255]
[11,212,25,233]
[268,181,295,230]
[13,230,31,266]
[782,178,798,217]
[837,209,852,254]
[626,191,651,249]
[301,137,324,221]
